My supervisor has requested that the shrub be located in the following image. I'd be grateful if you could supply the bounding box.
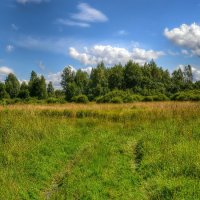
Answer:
[96,90,142,103]
[72,95,89,103]
[18,90,30,99]
[172,90,200,101]
[143,96,153,102]
[153,94,169,101]
[124,94,143,103]
[111,97,123,104]
[46,98,59,104]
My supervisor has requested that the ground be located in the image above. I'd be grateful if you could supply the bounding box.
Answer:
[0,102,200,199]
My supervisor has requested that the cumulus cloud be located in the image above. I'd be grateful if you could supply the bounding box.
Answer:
[0,66,14,75]
[71,3,108,23]
[192,67,200,81]
[6,45,14,53]
[16,0,49,4]
[164,23,200,56]
[69,45,164,66]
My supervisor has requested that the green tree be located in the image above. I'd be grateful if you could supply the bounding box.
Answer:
[5,73,20,98]
[124,61,142,90]
[29,71,38,97]
[28,71,47,99]
[61,66,79,101]
[38,75,47,99]
[47,81,55,97]
[89,62,109,98]
[108,64,124,90]
[170,68,184,93]
[183,65,193,83]
[0,82,9,99]
[75,70,89,94]
[18,81,30,99]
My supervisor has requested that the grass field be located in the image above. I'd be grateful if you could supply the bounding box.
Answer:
[1,102,200,199]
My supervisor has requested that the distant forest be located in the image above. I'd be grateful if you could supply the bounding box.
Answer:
[1,60,200,103]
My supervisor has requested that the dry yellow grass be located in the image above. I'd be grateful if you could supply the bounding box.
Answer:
[2,101,200,113]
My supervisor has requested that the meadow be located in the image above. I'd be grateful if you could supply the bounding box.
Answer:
[0,102,200,199]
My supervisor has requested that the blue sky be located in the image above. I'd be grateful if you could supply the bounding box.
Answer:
[1,0,200,87]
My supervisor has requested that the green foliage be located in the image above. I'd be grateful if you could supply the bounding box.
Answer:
[55,90,65,98]
[18,89,30,99]
[1,61,199,103]
[110,96,123,103]
[5,73,20,98]
[172,90,200,101]
[89,62,109,99]
[46,97,66,104]
[61,66,80,101]
[28,71,47,99]
[47,81,55,97]
[96,90,143,103]
[108,64,124,90]
[71,94,89,103]
[143,94,169,101]
[0,82,9,99]
[75,70,89,94]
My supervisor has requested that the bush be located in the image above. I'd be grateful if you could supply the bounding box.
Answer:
[72,95,89,103]
[124,94,143,103]
[143,96,153,102]
[172,90,200,101]
[143,94,169,102]
[111,97,123,104]
[18,90,30,99]
[46,98,59,104]
[153,94,169,101]
[96,90,143,103]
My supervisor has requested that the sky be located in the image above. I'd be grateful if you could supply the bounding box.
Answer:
[1,0,200,87]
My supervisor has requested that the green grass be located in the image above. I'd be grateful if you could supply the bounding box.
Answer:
[0,103,200,199]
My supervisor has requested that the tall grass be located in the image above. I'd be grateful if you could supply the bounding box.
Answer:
[0,102,200,199]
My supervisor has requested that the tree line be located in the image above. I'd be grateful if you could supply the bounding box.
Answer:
[0,60,199,102]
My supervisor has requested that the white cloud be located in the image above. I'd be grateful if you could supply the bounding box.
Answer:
[116,30,129,36]
[181,49,189,55]
[164,23,200,56]
[69,45,164,66]
[192,66,200,81]
[57,3,108,28]
[71,3,108,23]
[0,66,14,75]
[57,19,90,28]
[16,0,49,4]
[81,67,93,75]
[6,45,14,53]
[46,71,62,89]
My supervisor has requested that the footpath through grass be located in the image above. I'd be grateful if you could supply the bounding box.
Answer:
[0,102,200,199]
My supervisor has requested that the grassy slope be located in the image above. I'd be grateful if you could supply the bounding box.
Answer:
[0,103,200,199]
